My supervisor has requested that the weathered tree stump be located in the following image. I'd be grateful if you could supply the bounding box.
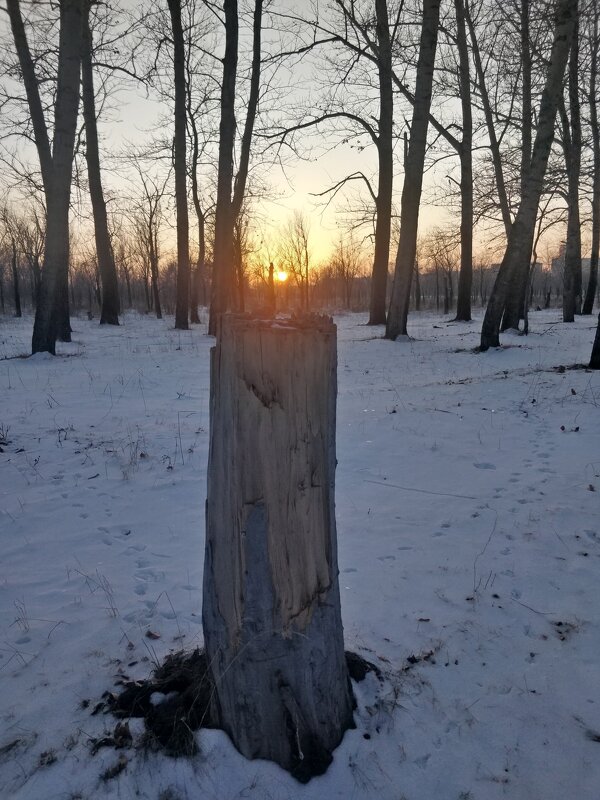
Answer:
[202,313,354,782]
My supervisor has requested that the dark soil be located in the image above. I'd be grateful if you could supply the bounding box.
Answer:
[108,648,215,756]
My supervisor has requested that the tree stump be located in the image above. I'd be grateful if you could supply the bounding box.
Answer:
[202,313,354,782]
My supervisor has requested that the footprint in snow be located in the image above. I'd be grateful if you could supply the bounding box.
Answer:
[124,544,146,554]
[377,555,396,562]
[474,462,497,470]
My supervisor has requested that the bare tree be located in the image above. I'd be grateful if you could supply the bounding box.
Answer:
[126,161,170,320]
[591,314,600,367]
[386,0,441,340]
[480,0,578,350]
[452,0,473,321]
[583,0,599,315]
[278,211,311,310]
[1,209,22,317]
[330,233,363,309]
[560,5,582,322]
[81,0,120,326]
[167,0,191,329]
[7,0,85,353]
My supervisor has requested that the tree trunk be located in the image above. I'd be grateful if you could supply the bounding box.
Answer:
[500,0,533,332]
[231,0,262,227]
[81,2,120,326]
[30,0,83,354]
[6,0,53,196]
[150,253,162,320]
[8,0,82,352]
[414,259,421,311]
[208,0,238,335]
[203,314,354,782]
[31,254,41,307]
[583,4,599,315]
[187,68,206,324]
[562,7,582,322]
[168,0,190,330]
[480,0,577,351]
[123,263,132,308]
[189,163,206,322]
[11,238,22,317]
[454,0,473,322]
[465,0,512,238]
[385,0,441,340]
[368,0,393,326]
[590,314,600,368]
[520,0,532,194]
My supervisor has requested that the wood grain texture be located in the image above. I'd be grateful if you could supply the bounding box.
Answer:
[203,313,353,781]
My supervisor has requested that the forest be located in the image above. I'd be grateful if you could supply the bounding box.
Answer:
[0,1,599,799]
[0,0,597,358]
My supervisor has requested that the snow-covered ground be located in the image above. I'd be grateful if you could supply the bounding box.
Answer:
[1,309,599,800]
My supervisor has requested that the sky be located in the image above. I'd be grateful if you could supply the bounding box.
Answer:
[106,75,456,270]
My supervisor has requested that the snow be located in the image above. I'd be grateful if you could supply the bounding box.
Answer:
[1,309,599,800]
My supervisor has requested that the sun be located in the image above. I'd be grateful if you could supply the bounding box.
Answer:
[275,270,288,282]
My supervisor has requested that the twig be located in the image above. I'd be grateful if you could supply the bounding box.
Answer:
[364,479,477,500]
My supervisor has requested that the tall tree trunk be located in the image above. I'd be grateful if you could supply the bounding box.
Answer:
[480,0,577,351]
[81,1,120,326]
[590,314,600,368]
[454,0,473,322]
[230,0,262,225]
[8,0,82,352]
[186,57,206,323]
[562,7,582,322]
[11,238,22,317]
[30,0,83,354]
[31,255,41,307]
[189,137,206,321]
[123,264,132,308]
[143,271,151,311]
[150,258,162,319]
[520,0,532,193]
[386,0,441,340]
[583,4,599,315]
[501,0,533,330]
[368,0,393,325]
[208,0,239,335]
[414,259,421,311]
[465,0,512,238]
[168,0,190,330]
[203,314,354,782]
[188,113,206,322]
[6,0,53,195]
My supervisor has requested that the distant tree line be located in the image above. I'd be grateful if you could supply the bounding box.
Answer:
[0,0,598,365]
